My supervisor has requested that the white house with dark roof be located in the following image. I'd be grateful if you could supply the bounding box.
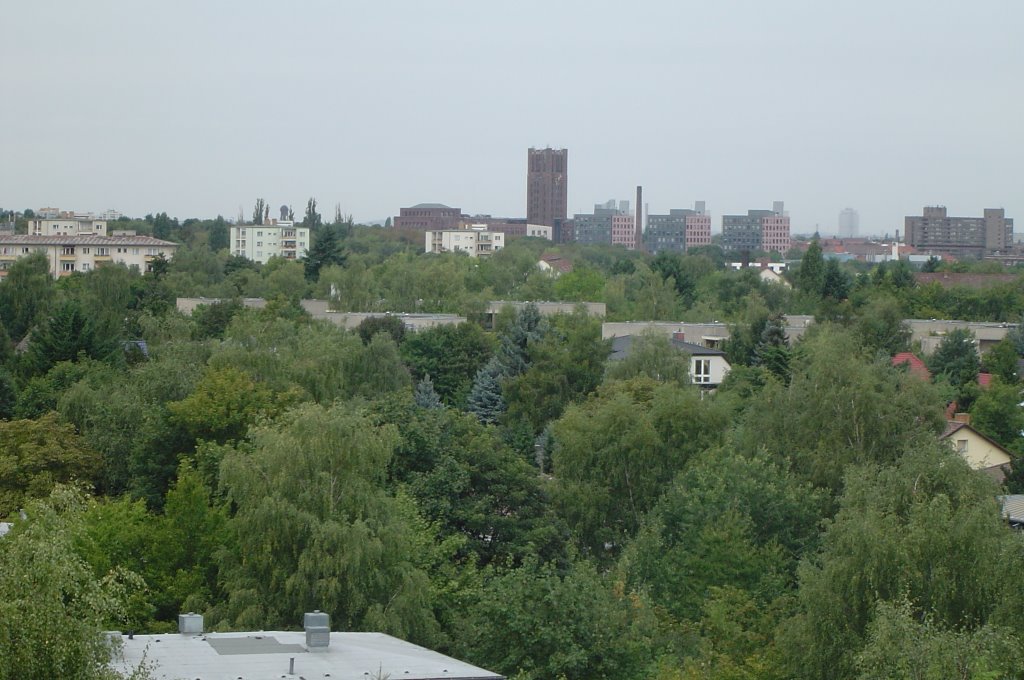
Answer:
[0,234,177,278]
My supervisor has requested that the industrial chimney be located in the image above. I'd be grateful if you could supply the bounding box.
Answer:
[635,186,643,253]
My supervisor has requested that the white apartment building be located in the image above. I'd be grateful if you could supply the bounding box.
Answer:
[27,212,108,237]
[0,234,178,278]
[229,221,309,264]
[425,227,504,257]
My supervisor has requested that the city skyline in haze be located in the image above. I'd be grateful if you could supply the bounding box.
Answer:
[3,1,1020,236]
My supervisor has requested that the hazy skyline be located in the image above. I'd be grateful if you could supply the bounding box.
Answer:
[3,1,1021,235]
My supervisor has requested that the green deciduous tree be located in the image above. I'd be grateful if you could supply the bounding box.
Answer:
[779,443,1024,680]
[214,403,439,642]
[0,251,55,341]
[0,488,150,680]
[552,379,731,557]
[356,314,406,346]
[0,413,101,517]
[454,559,659,680]
[605,332,690,387]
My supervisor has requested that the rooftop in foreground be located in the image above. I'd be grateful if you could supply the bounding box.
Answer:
[112,630,504,680]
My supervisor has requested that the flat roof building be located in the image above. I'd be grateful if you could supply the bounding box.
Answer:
[905,206,1013,258]
[111,613,503,680]
[721,203,791,254]
[229,221,309,264]
[394,203,464,231]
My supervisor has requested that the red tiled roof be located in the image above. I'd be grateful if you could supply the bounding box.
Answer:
[539,254,573,274]
[892,352,931,380]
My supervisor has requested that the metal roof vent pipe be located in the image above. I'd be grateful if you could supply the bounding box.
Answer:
[304,610,330,651]
[178,613,204,636]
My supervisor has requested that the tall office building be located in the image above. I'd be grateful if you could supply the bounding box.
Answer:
[838,208,860,238]
[527,148,568,233]
[905,206,1013,258]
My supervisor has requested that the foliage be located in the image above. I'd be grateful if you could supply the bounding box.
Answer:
[27,299,119,374]
[0,413,101,517]
[605,332,690,387]
[0,251,55,341]
[927,327,981,392]
[357,314,406,346]
[214,402,439,642]
[736,325,946,492]
[401,322,495,406]
[413,375,443,410]
[552,379,731,557]
[454,559,660,680]
[779,443,1024,680]
[0,488,149,680]
[304,226,346,282]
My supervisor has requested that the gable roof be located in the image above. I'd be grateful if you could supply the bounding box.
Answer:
[892,352,931,380]
[940,420,1014,461]
[539,253,574,274]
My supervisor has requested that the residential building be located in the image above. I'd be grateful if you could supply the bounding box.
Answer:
[941,414,1012,483]
[393,203,464,231]
[26,210,108,237]
[0,234,177,278]
[424,226,504,257]
[111,612,503,680]
[838,208,859,238]
[608,334,732,388]
[905,206,1013,258]
[462,216,552,240]
[527,147,568,229]
[721,203,791,254]
[229,221,309,264]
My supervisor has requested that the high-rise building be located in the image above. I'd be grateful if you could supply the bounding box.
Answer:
[527,148,568,233]
[838,208,859,238]
[721,202,791,254]
[905,206,1013,258]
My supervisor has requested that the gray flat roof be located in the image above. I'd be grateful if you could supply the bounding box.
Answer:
[112,631,504,680]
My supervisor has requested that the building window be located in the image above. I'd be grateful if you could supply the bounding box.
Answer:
[956,439,968,454]
[82,247,90,254]
[62,262,75,272]
[693,359,712,384]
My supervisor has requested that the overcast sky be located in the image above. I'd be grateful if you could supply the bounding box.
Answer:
[3,0,1021,235]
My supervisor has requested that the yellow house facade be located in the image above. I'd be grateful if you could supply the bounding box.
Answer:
[942,417,1013,483]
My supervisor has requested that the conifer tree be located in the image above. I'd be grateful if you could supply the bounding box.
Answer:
[413,374,443,410]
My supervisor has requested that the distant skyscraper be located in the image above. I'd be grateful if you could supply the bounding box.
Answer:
[838,208,859,238]
[527,148,568,232]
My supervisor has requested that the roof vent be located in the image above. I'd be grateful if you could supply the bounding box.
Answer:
[304,610,330,651]
[178,613,203,635]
